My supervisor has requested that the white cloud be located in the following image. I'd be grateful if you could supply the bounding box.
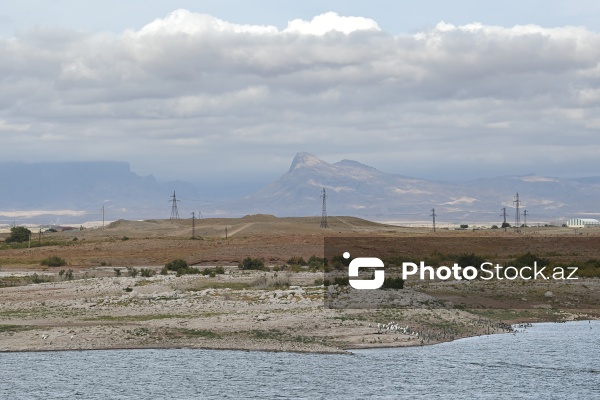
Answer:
[284,12,380,35]
[1,10,600,182]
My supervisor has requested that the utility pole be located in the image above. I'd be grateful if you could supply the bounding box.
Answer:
[225,227,228,240]
[102,205,105,228]
[169,191,180,219]
[514,193,521,231]
[38,229,41,246]
[431,208,437,232]
[523,210,528,228]
[501,207,507,232]
[191,212,195,239]
[320,188,329,229]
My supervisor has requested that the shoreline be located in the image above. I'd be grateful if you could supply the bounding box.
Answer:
[0,319,600,355]
[1,221,599,356]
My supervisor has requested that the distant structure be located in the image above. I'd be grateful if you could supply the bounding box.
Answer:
[514,193,521,229]
[501,207,508,230]
[169,191,180,220]
[190,211,195,239]
[431,208,437,232]
[566,218,600,228]
[320,188,329,229]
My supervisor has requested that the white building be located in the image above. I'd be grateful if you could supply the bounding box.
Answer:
[566,218,600,228]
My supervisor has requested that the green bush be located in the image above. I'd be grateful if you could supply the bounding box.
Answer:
[5,226,31,243]
[140,268,154,277]
[454,253,486,269]
[238,257,266,270]
[164,259,200,276]
[201,266,225,277]
[114,268,121,277]
[40,255,67,267]
[382,276,404,289]
[286,256,307,266]
[126,267,139,277]
[333,277,349,286]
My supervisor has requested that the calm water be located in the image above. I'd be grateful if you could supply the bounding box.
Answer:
[1,321,598,399]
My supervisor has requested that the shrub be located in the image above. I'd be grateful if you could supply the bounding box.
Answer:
[286,256,307,266]
[5,226,31,243]
[455,253,486,269]
[382,276,404,289]
[164,259,200,276]
[126,267,139,277]
[121,236,129,241]
[252,273,290,289]
[64,269,73,280]
[160,266,169,275]
[333,277,349,286]
[238,257,266,271]
[140,268,154,277]
[114,268,121,277]
[513,252,549,268]
[40,255,67,267]
[202,268,216,277]
[202,266,225,277]
[308,255,325,269]
[30,273,41,284]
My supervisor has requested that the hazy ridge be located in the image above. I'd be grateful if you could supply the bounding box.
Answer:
[2,155,600,224]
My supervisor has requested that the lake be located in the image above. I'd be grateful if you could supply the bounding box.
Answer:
[1,320,598,399]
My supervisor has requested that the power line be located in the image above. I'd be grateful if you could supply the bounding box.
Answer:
[169,191,180,220]
[320,188,329,229]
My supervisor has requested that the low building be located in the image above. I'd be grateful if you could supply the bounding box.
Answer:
[566,218,600,228]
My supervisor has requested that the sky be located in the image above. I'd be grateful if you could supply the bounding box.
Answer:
[1,1,600,194]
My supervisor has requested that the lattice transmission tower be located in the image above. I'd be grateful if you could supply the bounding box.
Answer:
[320,188,329,229]
[169,191,180,219]
[514,192,521,230]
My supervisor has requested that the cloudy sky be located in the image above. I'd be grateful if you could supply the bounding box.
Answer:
[2,1,600,195]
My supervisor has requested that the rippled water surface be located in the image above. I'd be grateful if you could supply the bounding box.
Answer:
[1,321,598,399]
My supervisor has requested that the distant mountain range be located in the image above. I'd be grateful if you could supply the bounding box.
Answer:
[205,152,600,224]
[2,155,600,224]
[0,162,199,223]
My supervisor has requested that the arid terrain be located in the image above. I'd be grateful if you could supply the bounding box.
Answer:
[1,215,599,353]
